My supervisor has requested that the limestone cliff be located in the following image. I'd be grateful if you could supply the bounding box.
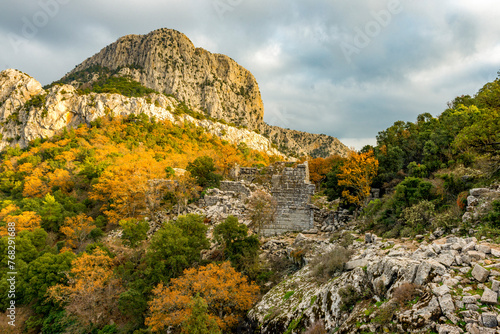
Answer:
[0,69,281,156]
[60,28,264,130]
[56,28,348,157]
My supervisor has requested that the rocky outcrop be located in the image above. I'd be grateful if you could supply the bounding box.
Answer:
[0,69,282,156]
[462,186,500,224]
[61,28,264,129]
[260,123,348,158]
[249,234,500,333]
[56,28,349,158]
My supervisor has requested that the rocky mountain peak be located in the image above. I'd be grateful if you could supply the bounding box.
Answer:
[61,28,265,129]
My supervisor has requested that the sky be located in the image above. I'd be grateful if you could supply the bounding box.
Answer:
[1,0,500,150]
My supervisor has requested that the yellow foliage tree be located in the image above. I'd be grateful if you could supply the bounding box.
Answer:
[337,150,379,206]
[60,213,96,249]
[90,150,170,224]
[0,204,42,236]
[47,168,74,193]
[47,248,123,325]
[23,166,49,198]
[146,261,260,333]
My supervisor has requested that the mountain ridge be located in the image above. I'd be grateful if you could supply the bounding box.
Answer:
[0,69,282,157]
[53,28,348,158]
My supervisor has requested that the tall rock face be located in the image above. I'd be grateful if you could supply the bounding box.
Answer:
[59,28,348,157]
[61,28,264,130]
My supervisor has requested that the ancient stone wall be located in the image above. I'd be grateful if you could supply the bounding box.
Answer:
[219,181,251,198]
[262,162,316,236]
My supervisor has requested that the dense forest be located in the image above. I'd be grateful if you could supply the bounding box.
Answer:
[309,75,500,239]
[0,109,278,333]
[1,73,499,333]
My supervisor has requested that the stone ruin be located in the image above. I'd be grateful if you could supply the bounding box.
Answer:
[230,162,316,236]
[195,161,353,236]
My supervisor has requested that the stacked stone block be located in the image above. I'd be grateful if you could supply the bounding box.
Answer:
[262,162,315,236]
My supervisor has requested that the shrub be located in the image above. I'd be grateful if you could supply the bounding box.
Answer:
[309,246,353,282]
[392,282,420,306]
[373,301,398,324]
[407,162,428,178]
[338,285,361,311]
[394,177,434,208]
[120,218,149,247]
[433,207,462,232]
[401,200,435,235]
[484,200,500,228]
[329,231,355,248]
[290,248,307,267]
[457,191,469,211]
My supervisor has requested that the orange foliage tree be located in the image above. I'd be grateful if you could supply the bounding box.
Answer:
[337,151,379,206]
[90,150,171,224]
[308,155,345,187]
[60,213,96,249]
[47,168,74,193]
[146,261,260,333]
[22,165,50,198]
[47,248,123,325]
[0,204,42,236]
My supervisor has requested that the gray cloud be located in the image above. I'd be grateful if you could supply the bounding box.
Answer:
[1,0,499,149]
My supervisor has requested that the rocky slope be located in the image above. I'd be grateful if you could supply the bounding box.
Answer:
[0,69,281,156]
[55,28,348,157]
[249,230,500,334]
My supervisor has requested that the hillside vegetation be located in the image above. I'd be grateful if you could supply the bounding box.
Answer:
[0,112,279,333]
[308,75,500,241]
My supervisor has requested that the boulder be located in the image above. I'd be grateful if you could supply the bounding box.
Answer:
[475,244,491,254]
[438,294,457,323]
[438,324,463,334]
[482,312,498,328]
[492,279,500,292]
[433,284,451,297]
[471,264,489,283]
[470,188,491,196]
[436,254,455,267]
[345,259,369,271]
[480,287,498,305]
[462,296,477,304]
[468,250,486,261]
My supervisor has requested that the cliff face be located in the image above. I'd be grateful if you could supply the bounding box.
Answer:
[61,28,264,130]
[58,28,348,157]
[0,69,281,156]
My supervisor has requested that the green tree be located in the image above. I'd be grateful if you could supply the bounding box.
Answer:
[26,251,76,311]
[213,216,260,274]
[186,156,222,188]
[182,295,221,334]
[120,218,149,247]
[40,193,64,232]
[147,214,209,282]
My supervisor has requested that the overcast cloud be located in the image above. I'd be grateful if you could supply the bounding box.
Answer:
[1,0,499,149]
